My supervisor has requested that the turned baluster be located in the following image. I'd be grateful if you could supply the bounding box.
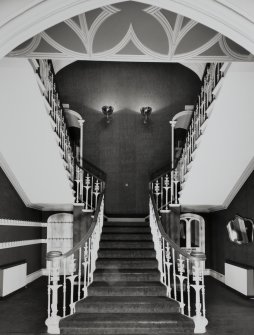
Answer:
[66,254,77,315]
[177,254,186,315]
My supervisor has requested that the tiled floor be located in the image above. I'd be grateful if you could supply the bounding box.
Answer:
[0,276,254,334]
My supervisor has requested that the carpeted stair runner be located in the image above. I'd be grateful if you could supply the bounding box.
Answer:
[60,219,194,334]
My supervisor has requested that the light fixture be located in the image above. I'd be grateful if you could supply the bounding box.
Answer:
[102,105,114,124]
[140,106,152,124]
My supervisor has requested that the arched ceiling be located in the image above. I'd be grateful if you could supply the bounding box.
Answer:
[8,1,253,63]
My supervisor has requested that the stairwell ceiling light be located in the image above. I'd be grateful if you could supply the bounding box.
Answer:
[102,105,114,124]
[140,106,152,124]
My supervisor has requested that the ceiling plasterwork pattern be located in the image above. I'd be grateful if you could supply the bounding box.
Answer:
[8,2,253,62]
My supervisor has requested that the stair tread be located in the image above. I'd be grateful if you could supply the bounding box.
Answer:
[95,269,159,273]
[90,281,164,287]
[61,312,193,325]
[77,296,178,304]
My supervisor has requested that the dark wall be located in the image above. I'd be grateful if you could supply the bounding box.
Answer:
[57,61,201,215]
[205,170,254,274]
[0,167,44,274]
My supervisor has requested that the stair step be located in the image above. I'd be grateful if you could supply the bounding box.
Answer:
[96,258,158,270]
[93,269,160,282]
[100,240,154,249]
[98,248,155,258]
[60,313,194,335]
[88,282,166,296]
[104,221,149,227]
[75,296,180,313]
[102,227,151,233]
[101,233,152,241]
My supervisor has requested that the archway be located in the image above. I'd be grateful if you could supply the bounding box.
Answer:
[1,0,254,59]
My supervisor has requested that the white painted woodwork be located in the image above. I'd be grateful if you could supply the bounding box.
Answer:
[180,63,254,211]
[0,58,74,211]
[149,197,208,333]
[1,0,254,61]
[47,213,73,255]
[0,262,27,297]
[180,214,205,254]
[45,197,104,334]
[0,218,47,227]
[225,262,254,296]
[0,239,47,249]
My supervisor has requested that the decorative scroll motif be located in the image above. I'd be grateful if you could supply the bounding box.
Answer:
[31,59,75,182]
[149,196,208,333]
[9,3,252,62]
[177,63,224,187]
[0,219,47,227]
[0,239,47,249]
[151,169,179,211]
[45,195,104,334]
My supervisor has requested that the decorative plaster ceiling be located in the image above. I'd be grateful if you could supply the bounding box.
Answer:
[8,1,253,63]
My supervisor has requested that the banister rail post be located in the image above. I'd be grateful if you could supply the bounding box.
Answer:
[190,251,208,334]
[45,251,62,335]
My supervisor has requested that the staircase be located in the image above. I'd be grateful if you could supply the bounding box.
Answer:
[60,218,194,334]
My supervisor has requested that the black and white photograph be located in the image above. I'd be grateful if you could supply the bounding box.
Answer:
[0,1,254,334]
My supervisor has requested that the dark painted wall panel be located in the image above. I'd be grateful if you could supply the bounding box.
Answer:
[56,61,201,215]
[0,244,43,274]
[205,170,254,274]
[0,167,42,221]
[0,226,44,242]
[0,167,44,273]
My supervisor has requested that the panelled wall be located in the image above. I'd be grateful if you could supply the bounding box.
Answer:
[56,61,201,215]
[0,167,45,275]
[205,169,254,274]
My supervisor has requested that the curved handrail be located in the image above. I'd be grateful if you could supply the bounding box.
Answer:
[149,190,205,261]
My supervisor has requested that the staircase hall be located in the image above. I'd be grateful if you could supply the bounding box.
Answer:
[60,218,194,335]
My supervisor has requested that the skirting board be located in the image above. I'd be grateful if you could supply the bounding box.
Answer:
[26,268,47,285]
[205,268,225,283]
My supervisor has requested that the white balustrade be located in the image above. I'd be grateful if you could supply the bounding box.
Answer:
[151,169,179,211]
[75,165,105,211]
[45,195,104,334]
[36,60,75,182]
[177,63,223,188]
[149,196,208,333]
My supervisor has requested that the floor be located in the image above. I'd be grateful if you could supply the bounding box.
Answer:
[0,276,254,334]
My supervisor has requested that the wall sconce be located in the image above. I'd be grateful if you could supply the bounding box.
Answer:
[102,105,114,124]
[140,106,152,124]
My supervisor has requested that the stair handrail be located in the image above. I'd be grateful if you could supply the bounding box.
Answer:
[45,191,105,334]
[176,63,224,187]
[149,191,208,334]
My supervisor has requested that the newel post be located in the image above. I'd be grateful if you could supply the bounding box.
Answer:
[190,251,208,334]
[45,251,62,334]
[169,120,176,204]
[78,119,85,202]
